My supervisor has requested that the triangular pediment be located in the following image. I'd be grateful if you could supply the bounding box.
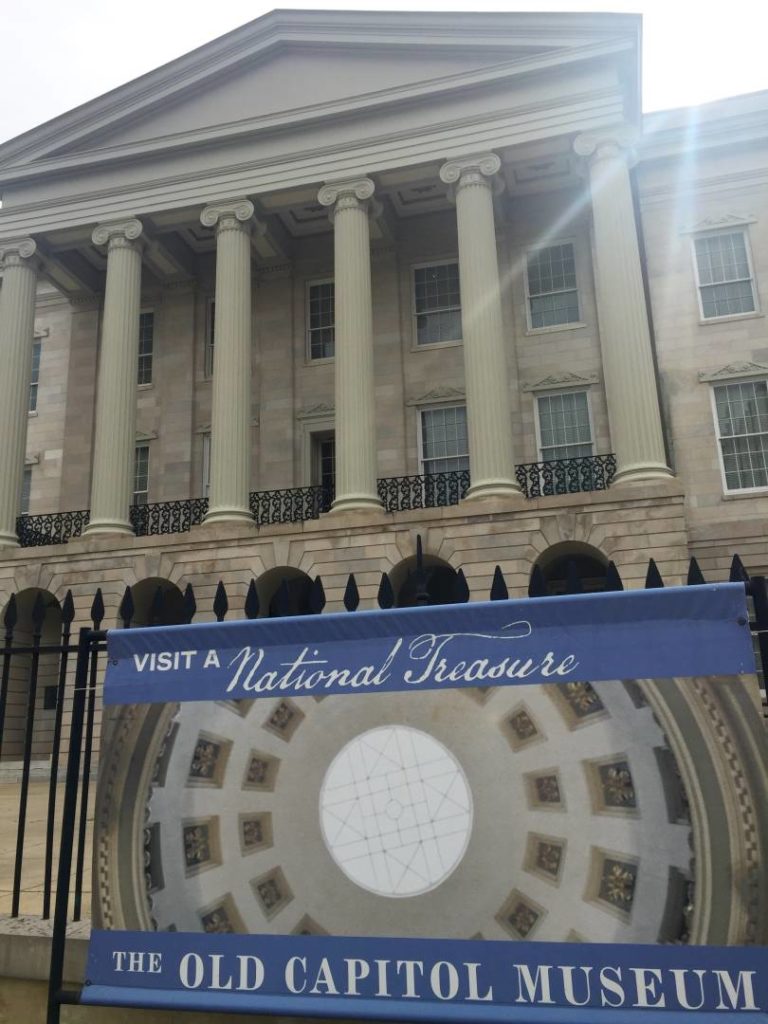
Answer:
[0,10,640,177]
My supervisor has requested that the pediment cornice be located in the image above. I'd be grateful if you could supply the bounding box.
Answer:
[699,361,768,383]
[0,12,638,181]
[522,371,599,392]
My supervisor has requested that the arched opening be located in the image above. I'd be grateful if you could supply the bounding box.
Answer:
[533,542,609,596]
[1,589,62,762]
[256,567,313,617]
[127,578,186,627]
[389,555,458,608]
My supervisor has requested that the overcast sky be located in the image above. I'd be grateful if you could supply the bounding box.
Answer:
[2,0,767,145]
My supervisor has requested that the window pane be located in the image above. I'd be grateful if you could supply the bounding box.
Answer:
[696,233,755,318]
[309,282,335,359]
[20,467,32,516]
[202,433,211,499]
[205,301,215,377]
[538,392,593,461]
[133,445,150,504]
[527,244,580,328]
[28,340,41,413]
[715,380,768,489]
[421,406,469,474]
[138,312,154,386]
[700,280,755,318]
[414,265,461,344]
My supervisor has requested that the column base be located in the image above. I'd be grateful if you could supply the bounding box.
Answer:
[0,530,20,549]
[464,478,523,501]
[202,506,255,527]
[610,462,675,488]
[83,518,134,538]
[329,493,384,515]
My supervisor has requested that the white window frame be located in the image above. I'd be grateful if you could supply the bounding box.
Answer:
[524,238,584,334]
[28,339,41,414]
[20,466,32,516]
[691,228,759,323]
[411,258,462,349]
[534,389,595,463]
[306,278,335,362]
[709,378,768,495]
[133,444,150,505]
[417,403,470,475]
[201,432,211,499]
[203,298,215,378]
[137,310,154,387]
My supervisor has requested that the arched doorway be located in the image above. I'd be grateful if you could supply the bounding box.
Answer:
[389,554,458,608]
[256,567,313,617]
[1,589,62,762]
[127,578,186,627]
[533,542,609,596]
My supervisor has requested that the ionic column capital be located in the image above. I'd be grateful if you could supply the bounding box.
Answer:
[91,218,144,252]
[573,126,639,168]
[0,237,38,269]
[200,199,255,235]
[439,152,502,195]
[317,177,376,214]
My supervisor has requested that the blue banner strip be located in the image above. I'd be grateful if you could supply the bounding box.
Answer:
[104,584,754,705]
[82,930,768,1018]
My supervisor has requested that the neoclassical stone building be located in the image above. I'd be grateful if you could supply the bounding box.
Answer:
[2,7,768,680]
[0,8,767,963]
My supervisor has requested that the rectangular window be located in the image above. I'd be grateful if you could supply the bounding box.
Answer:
[312,432,336,493]
[526,243,580,329]
[414,263,462,345]
[420,406,469,474]
[29,340,41,413]
[308,282,335,360]
[204,300,215,377]
[537,391,593,461]
[694,231,756,319]
[202,432,211,499]
[20,466,32,516]
[713,379,768,490]
[138,312,154,385]
[133,445,150,505]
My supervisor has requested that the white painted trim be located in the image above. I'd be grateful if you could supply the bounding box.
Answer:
[523,236,583,333]
[709,377,768,495]
[305,276,335,363]
[533,388,595,463]
[690,225,759,321]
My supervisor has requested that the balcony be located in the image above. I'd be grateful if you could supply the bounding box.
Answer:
[14,459,615,547]
[515,454,617,499]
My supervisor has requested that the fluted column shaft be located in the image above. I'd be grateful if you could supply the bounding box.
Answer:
[0,239,38,546]
[201,200,254,525]
[574,129,672,484]
[440,154,520,499]
[318,178,382,512]
[84,219,144,536]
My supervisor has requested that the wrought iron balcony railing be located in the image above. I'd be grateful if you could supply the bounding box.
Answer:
[377,470,471,512]
[130,497,208,537]
[16,510,90,548]
[15,461,617,547]
[250,485,333,525]
[515,453,617,499]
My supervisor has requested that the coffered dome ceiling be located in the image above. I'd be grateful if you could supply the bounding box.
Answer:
[95,672,768,946]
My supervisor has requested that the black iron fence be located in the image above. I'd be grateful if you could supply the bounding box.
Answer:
[15,461,618,548]
[0,548,763,1022]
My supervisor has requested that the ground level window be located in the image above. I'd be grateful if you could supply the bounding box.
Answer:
[312,433,336,494]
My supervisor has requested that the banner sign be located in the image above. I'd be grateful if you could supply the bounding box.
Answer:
[85,583,768,1021]
[104,585,753,705]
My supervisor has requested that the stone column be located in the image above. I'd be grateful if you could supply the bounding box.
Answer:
[574,128,672,484]
[318,178,382,512]
[200,199,255,525]
[0,239,38,547]
[439,154,521,500]
[84,219,144,536]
